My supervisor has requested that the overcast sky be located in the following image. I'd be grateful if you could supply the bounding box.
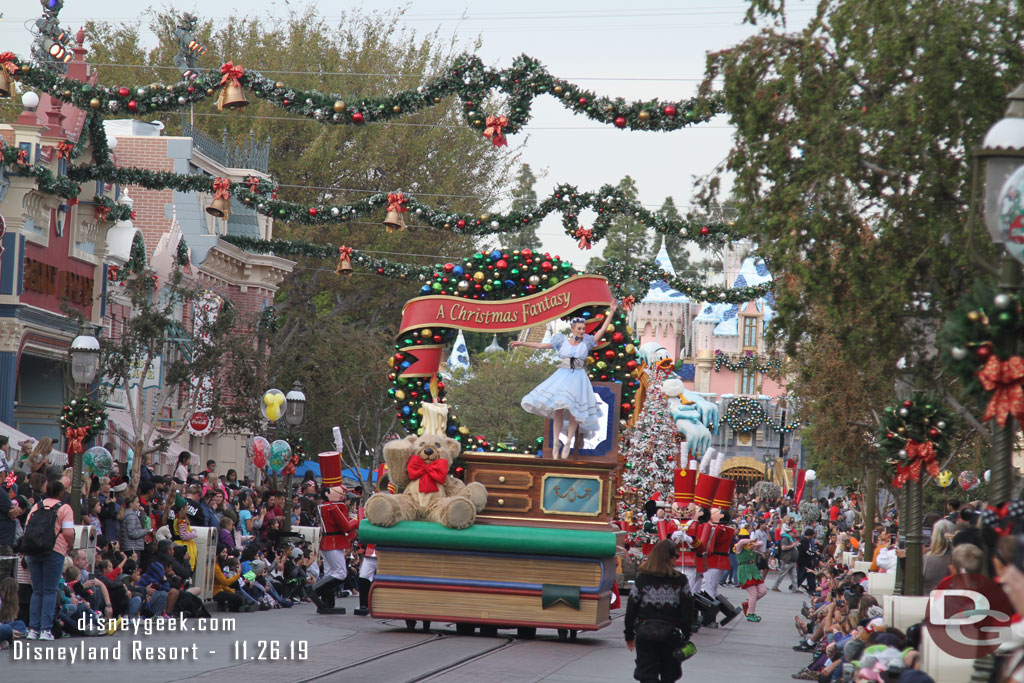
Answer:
[1,1,813,264]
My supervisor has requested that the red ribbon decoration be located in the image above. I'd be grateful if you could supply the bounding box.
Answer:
[386,192,408,213]
[483,115,508,147]
[0,52,18,75]
[218,61,244,86]
[575,226,593,250]
[65,426,91,457]
[892,439,939,489]
[406,455,449,493]
[977,355,1024,427]
[57,141,75,160]
[621,295,636,312]
[15,149,28,166]
[212,177,232,201]
[337,245,354,273]
[94,204,110,221]
[246,175,261,193]
[107,265,119,281]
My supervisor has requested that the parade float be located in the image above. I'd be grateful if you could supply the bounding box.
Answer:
[358,251,632,639]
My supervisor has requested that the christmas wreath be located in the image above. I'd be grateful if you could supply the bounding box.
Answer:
[389,247,639,452]
[723,397,765,432]
[876,392,956,489]
[59,396,108,457]
[939,283,1024,429]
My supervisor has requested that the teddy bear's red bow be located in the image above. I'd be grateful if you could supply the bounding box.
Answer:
[407,455,449,493]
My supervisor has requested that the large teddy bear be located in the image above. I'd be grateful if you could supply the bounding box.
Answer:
[364,433,489,529]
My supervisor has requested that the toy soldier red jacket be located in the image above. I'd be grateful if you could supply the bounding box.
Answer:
[320,501,359,551]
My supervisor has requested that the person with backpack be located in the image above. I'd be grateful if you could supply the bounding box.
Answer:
[23,479,75,640]
[771,523,800,592]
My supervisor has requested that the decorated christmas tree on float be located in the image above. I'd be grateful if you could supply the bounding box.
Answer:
[618,369,679,548]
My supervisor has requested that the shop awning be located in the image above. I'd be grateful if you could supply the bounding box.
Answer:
[104,409,187,468]
[0,421,69,469]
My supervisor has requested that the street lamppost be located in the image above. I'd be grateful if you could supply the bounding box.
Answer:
[978,84,1024,505]
[69,321,100,524]
[281,381,306,533]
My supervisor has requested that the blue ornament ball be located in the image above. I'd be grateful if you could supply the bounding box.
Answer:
[452,265,465,277]
[489,250,502,261]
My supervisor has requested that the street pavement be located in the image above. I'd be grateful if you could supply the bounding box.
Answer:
[4,582,813,682]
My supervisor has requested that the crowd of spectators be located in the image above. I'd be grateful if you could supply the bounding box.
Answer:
[0,439,367,645]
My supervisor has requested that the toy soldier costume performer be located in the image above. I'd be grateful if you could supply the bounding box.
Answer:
[312,452,358,615]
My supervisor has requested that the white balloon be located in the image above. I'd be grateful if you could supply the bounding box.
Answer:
[984,469,991,483]
[805,469,817,482]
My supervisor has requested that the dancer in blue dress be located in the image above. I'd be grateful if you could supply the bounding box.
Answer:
[511,302,618,459]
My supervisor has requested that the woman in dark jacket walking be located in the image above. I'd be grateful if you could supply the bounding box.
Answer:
[624,539,695,683]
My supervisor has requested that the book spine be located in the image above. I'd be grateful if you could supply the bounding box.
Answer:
[374,574,603,595]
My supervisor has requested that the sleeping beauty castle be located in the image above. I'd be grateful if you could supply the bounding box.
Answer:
[629,239,807,493]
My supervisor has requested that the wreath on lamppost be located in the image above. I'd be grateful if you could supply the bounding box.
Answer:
[723,397,766,432]
[939,283,1024,430]
[389,247,639,452]
[59,396,108,456]
[876,392,956,489]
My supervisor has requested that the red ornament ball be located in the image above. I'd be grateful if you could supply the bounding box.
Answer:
[187,86,195,94]
[614,116,627,128]
[928,428,940,438]
[117,87,130,97]
[444,263,454,273]
[976,345,992,359]
[127,100,138,112]
[283,99,290,106]
[700,226,710,236]
[308,207,318,216]
[541,260,553,272]
[496,259,508,270]
[625,360,638,371]
[352,111,364,123]
[663,104,677,117]
[604,349,616,360]
[903,400,913,408]
[578,97,588,106]
[432,335,442,343]
[621,403,632,413]
[521,249,533,259]
[457,219,466,228]
[612,332,625,344]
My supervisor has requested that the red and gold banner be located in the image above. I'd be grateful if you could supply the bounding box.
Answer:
[399,274,612,336]
[394,275,613,380]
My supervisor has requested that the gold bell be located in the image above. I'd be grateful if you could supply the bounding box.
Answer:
[0,69,12,98]
[216,81,248,111]
[336,258,353,276]
[206,196,231,218]
[383,209,406,233]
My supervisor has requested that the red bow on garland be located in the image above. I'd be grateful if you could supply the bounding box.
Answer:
[406,455,449,493]
[483,115,508,147]
[15,149,28,166]
[94,204,110,221]
[57,140,75,160]
[977,355,1024,427]
[219,61,244,86]
[107,265,119,281]
[336,245,354,274]
[212,177,232,201]
[892,439,939,489]
[621,295,636,312]
[246,176,261,193]
[575,226,593,250]
[0,52,18,75]
[65,426,91,457]
[386,192,408,213]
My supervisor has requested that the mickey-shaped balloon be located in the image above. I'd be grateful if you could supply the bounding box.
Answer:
[937,469,954,488]
[261,389,287,422]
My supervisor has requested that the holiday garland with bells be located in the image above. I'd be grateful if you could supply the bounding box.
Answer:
[876,392,956,489]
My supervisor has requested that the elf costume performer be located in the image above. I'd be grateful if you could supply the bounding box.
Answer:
[735,533,767,622]
[312,451,358,615]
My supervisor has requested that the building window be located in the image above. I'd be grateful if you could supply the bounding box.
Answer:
[741,367,757,395]
[742,316,758,349]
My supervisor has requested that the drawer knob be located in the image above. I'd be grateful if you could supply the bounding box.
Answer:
[498,476,506,483]
[497,498,505,506]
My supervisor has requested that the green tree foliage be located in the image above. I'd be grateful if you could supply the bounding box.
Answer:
[84,7,517,460]
[445,351,558,447]
[700,0,1024,484]
[657,197,695,276]
[505,163,542,251]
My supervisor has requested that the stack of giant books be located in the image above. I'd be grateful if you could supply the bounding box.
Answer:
[359,520,616,630]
